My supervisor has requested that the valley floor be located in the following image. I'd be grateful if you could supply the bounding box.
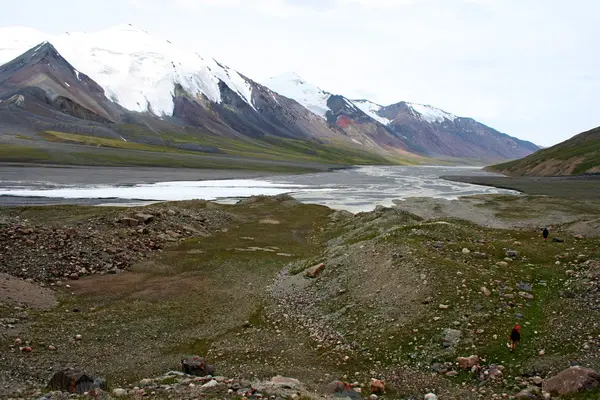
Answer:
[1,193,600,399]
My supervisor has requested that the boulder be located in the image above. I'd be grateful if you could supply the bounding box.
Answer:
[519,292,535,300]
[112,388,128,398]
[542,366,600,396]
[135,213,155,224]
[47,368,103,394]
[119,217,138,227]
[457,355,480,370]
[370,378,385,394]
[506,250,519,258]
[515,386,541,399]
[305,263,325,278]
[268,376,302,390]
[327,380,361,400]
[181,356,215,377]
[443,328,462,351]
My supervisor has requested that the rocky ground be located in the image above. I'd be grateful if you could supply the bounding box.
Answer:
[1,194,600,399]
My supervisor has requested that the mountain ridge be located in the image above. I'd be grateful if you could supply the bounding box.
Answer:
[262,72,539,162]
[0,25,538,166]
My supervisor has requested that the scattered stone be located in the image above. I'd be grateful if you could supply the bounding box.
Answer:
[506,250,519,258]
[462,248,471,254]
[21,346,32,352]
[532,376,543,385]
[75,334,82,341]
[47,368,99,394]
[552,238,565,243]
[305,263,325,278]
[181,356,215,377]
[370,378,385,394]
[119,217,138,227]
[458,355,480,370]
[443,329,462,350]
[48,345,57,351]
[496,261,509,267]
[446,371,458,377]
[135,213,155,224]
[424,393,437,400]
[542,366,600,396]
[518,282,533,291]
[439,304,450,310]
[112,388,128,398]
[14,338,22,345]
[481,287,492,297]
[369,395,378,400]
[327,381,361,400]
[519,292,534,300]
[473,252,488,259]
[516,386,541,399]
[268,376,301,390]
[201,379,219,389]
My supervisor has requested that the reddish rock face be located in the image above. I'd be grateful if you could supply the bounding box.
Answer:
[542,366,600,396]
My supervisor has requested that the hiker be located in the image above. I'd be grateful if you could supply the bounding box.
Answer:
[543,227,549,241]
[509,325,521,352]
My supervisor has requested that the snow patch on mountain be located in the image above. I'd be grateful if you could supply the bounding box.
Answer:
[0,25,255,116]
[352,99,391,125]
[263,72,331,118]
[407,102,457,124]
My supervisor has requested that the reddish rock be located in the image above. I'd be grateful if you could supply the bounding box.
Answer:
[457,355,480,370]
[370,378,385,394]
[542,366,600,396]
[21,346,32,352]
[305,263,325,278]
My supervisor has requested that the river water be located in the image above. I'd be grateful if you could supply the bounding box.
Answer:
[0,165,515,212]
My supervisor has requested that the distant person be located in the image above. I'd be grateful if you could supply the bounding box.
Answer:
[509,325,521,352]
[543,227,549,242]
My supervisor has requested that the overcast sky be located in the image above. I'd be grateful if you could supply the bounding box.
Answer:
[2,0,599,146]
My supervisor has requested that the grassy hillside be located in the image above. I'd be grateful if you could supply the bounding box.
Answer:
[489,126,600,176]
[0,128,398,171]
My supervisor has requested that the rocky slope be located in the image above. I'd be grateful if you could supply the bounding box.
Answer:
[264,74,539,162]
[488,126,600,176]
[2,194,600,399]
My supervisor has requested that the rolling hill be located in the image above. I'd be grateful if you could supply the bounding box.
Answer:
[488,126,600,176]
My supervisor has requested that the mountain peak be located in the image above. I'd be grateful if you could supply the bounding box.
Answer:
[263,73,330,118]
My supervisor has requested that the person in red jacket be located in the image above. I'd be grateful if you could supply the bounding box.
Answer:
[509,325,521,352]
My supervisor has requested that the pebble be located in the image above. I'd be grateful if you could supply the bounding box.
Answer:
[75,334,82,341]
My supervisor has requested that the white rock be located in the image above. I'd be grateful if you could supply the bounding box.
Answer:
[112,388,128,398]
[202,379,219,389]
[424,393,438,400]
[462,248,471,254]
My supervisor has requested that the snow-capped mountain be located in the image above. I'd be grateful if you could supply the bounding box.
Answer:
[264,72,330,118]
[0,25,538,163]
[263,73,539,161]
[0,25,255,116]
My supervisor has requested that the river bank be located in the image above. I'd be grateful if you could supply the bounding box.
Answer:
[443,174,600,199]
